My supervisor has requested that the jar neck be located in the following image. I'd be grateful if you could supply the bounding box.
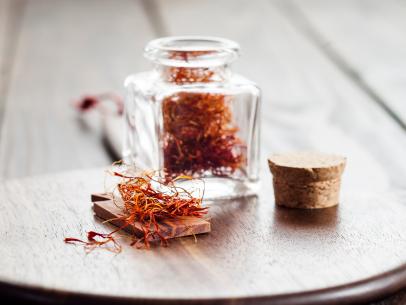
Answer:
[154,64,231,84]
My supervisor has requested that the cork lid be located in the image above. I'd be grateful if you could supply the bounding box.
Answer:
[268,152,346,183]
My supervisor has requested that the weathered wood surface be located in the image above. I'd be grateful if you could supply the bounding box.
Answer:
[156,0,406,193]
[0,0,23,127]
[0,0,10,107]
[0,168,405,305]
[92,193,211,239]
[0,0,10,93]
[0,0,155,178]
[285,0,406,127]
[1,0,406,304]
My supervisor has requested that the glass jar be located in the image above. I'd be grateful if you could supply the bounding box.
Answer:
[123,36,261,199]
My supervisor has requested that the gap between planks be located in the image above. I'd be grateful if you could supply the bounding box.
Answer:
[140,0,168,37]
[274,0,406,132]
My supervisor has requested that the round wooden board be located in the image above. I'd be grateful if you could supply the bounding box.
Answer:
[0,168,405,305]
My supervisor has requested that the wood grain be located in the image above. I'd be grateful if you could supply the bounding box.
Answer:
[0,1,405,304]
[285,0,406,127]
[0,0,10,107]
[154,0,406,194]
[0,168,405,304]
[0,0,24,127]
[0,0,155,179]
[92,194,211,239]
[126,2,406,303]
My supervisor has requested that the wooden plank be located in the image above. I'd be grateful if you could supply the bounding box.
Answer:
[0,0,155,179]
[154,0,406,193]
[0,0,24,126]
[0,0,10,93]
[284,0,406,127]
[0,0,10,101]
[0,168,406,304]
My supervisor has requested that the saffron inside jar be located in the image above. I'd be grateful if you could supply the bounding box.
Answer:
[161,52,247,178]
[124,36,261,199]
[162,92,246,177]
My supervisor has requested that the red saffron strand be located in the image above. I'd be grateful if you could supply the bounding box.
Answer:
[64,231,121,253]
[65,168,207,251]
[161,50,246,179]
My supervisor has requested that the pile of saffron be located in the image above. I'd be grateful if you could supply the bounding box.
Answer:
[162,92,245,177]
[161,51,246,178]
[65,169,207,252]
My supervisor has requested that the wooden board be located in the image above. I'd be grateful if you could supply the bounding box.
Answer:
[155,0,406,193]
[92,193,211,239]
[285,0,406,127]
[0,168,405,305]
[0,0,23,127]
[0,0,11,116]
[0,0,155,179]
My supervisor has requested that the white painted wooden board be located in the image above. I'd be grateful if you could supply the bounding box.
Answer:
[287,0,406,126]
[0,0,155,179]
[154,0,406,193]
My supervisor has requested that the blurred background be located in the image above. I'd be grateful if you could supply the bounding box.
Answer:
[1,0,406,304]
[1,0,406,189]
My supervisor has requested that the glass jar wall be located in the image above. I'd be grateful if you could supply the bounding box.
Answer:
[123,36,261,199]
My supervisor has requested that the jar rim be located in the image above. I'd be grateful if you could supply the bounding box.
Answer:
[144,36,240,67]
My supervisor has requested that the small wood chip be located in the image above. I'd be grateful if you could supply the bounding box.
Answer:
[92,193,211,239]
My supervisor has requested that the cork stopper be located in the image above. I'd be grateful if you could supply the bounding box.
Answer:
[268,152,346,209]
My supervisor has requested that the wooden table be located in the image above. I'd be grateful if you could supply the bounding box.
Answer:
[0,0,405,304]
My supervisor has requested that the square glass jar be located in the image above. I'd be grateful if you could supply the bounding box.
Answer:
[123,36,260,199]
